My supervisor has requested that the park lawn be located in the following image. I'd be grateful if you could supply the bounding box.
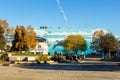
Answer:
[0,52,6,54]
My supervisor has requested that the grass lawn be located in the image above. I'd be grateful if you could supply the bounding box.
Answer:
[0,52,6,54]
[0,59,5,62]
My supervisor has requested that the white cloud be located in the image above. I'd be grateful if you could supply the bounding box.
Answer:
[56,0,68,21]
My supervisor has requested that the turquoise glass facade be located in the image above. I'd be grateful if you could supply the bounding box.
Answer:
[36,27,94,54]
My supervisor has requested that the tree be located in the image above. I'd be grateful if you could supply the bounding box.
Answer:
[91,30,105,54]
[92,30,105,39]
[11,25,37,52]
[63,35,87,54]
[6,26,15,37]
[12,26,28,52]
[118,40,120,50]
[0,20,9,37]
[99,33,117,57]
[0,19,9,51]
[0,25,5,50]
[26,25,37,49]
[0,20,15,52]
[0,20,8,27]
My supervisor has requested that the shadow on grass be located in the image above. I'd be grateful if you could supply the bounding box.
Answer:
[16,62,120,71]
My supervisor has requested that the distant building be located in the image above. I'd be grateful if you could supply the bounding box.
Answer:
[29,37,48,54]
[35,27,109,54]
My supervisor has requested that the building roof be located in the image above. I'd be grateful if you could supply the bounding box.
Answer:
[36,37,46,42]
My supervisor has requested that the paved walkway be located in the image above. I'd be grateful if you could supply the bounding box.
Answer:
[0,61,120,80]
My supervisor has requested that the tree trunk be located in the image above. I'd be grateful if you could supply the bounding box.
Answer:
[74,50,78,61]
[101,50,105,59]
[108,51,111,58]
[19,41,21,53]
[74,50,78,55]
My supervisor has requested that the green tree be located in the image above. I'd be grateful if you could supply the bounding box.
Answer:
[63,35,87,54]
[99,33,117,57]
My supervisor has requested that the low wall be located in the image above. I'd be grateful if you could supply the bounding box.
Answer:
[9,56,38,61]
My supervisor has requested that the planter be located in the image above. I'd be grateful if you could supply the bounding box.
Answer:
[40,61,44,63]
[47,61,54,63]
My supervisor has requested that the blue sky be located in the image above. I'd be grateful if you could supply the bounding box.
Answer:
[0,0,120,37]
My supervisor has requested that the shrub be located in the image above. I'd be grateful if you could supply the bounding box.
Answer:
[5,45,11,52]
[0,53,9,61]
[52,53,66,63]
[66,54,73,60]
[36,54,50,63]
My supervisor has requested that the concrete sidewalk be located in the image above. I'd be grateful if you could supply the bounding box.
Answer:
[0,65,120,80]
[0,59,120,80]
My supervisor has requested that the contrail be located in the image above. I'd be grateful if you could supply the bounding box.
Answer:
[56,0,68,21]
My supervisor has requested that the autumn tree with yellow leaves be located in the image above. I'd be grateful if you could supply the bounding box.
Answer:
[63,35,87,54]
[11,25,37,52]
[26,25,37,49]
[0,20,9,50]
[0,19,9,30]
